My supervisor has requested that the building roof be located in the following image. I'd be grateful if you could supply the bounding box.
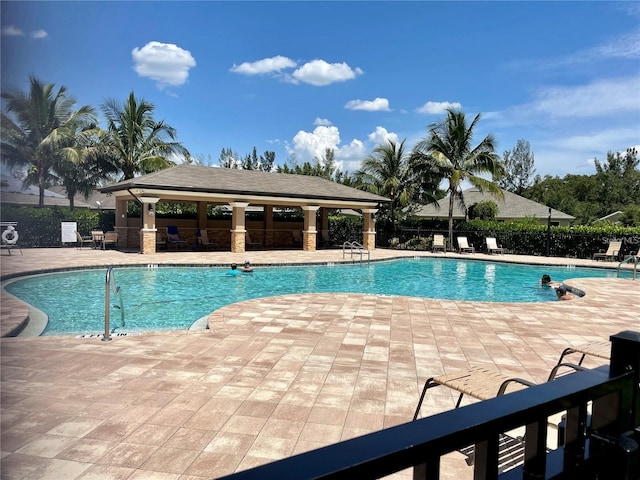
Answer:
[100,165,389,208]
[413,187,575,221]
[47,186,116,210]
[0,174,93,209]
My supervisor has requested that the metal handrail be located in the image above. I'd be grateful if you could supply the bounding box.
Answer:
[104,267,125,341]
[617,255,638,280]
[342,241,370,264]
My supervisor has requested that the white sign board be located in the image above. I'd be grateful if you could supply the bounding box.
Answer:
[61,222,77,243]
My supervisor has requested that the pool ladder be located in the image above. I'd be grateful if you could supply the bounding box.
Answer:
[617,256,638,280]
[342,241,370,264]
[103,266,125,341]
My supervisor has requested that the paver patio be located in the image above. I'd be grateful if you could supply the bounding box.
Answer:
[1,248,639,479]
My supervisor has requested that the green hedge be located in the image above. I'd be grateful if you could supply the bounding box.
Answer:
[2,206,114,247]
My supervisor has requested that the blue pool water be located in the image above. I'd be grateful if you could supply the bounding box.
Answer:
[4,258,628,336]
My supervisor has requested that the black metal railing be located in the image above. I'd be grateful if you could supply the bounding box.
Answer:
[217,331,640,480]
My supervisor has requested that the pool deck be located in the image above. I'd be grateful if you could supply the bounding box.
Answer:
[1,247,639,479]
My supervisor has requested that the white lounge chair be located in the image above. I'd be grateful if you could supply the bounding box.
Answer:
[457,236,475,253]
[486,237,504,254]
[432,234,446,253]
[592,240,622,261]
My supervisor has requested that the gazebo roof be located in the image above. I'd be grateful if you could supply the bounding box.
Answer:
[101,165,389,208]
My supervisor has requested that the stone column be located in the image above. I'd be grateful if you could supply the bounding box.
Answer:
[361,208,378,251]
[139,197,160,255]
[230,202,248,253]
[302,206,320,252]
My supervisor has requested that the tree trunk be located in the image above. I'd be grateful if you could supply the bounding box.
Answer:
[448,192,455,249]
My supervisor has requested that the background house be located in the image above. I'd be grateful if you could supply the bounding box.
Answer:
[413,187,575,226]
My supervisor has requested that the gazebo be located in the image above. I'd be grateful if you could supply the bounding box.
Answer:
[100,165,390,254]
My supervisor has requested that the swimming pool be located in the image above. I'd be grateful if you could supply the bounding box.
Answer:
[4,258,629,336]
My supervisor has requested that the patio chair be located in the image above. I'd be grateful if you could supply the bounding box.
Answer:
[101,231,118,250]
[413,362,584,421]
[457,236,475,253]
[592,240,622,261]
[486,237,504,254]
[246,231,262,250]
[91,230,104,249]
[166,226,188,250]
[320,230,337,248]
[432,234,446,253]
[197,229,215,251]
[292,229,303,247]
[75,231,93,250]
[1,225,22,256]
[553,341,610,369]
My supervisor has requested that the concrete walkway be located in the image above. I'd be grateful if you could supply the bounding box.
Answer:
[1,248,639,479]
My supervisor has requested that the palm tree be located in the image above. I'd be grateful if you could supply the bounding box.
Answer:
[355,139,419,232]
[100,92,190,180]
[411,108,505,243]
[1,76,96,207]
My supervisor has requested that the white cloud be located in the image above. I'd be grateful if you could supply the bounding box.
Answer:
[230,55,297,75]
[30,29,48,39]
[1,25,24,36]
[532,76,640,118]
[290,60,363,86]
[313,118,332,126]
[416,101,462,114]
[368,126,398,146]
[345,97,390,111]
[132,41,196,89]
[287,124,366,171]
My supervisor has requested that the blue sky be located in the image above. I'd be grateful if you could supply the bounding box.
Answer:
[2,1,639,179]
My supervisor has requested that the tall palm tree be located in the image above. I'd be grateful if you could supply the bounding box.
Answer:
[1,76,96,207]
[355,139,417,232]
[100,92,190,180]
[411,108,505,242]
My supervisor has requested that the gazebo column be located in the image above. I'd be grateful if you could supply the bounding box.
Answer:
[320,208,329,242]
[264,205,274,247]
[361,208,378,250]
[302,206,320,252]
[230,202,249,253]
[114,199,128,249]
[139,197,160,255]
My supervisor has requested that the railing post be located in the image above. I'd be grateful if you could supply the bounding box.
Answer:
[588,331,640,479]
[609,331,640,428]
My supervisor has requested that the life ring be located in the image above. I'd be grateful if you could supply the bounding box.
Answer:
[2,228,18,245]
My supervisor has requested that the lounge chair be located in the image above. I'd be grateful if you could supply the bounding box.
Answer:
[554,341,610,368]
[197,229,215,251]
[457,236,475,253]
[75,231,93,250]
[592,240,622,261]
[413,362,583,421]
[486,237,504,254]
[432,234,446,253]
[166,226,188,250]
[246,231,262,250]
[101,231,118,250]
[292,229,303,247]
[320,230,337,248]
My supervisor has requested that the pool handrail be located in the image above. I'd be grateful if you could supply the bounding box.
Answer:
[342,241,370,264]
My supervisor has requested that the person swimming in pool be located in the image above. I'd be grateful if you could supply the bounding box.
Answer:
[240,260,254,273]
[227,263,241,276]
[540,274,560,287]
[555,285,575,301]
